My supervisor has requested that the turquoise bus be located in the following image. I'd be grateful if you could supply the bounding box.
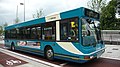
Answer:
[4,7,105,63]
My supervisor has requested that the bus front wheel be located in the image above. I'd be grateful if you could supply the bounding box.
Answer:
[45,46,54,60]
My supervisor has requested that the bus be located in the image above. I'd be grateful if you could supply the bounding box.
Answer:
[4,7,105,63]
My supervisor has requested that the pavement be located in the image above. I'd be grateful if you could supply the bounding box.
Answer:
[101,45,120,60]
[0,40,120,67]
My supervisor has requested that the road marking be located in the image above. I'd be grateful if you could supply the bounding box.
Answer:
[60,62,68,67]
[6,60,21,66]
[101,57,120,61]
[107,52,112,53]
[0,48,60,67]
[112,48,119,50]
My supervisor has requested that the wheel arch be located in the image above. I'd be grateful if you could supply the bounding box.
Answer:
[10,41,15,51]
[44,45,54,59]
[44,45,53,53]
[11,42,15,46]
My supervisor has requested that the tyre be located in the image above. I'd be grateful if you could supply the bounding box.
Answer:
[45,47,54,60]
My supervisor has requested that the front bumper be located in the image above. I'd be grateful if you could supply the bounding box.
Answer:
[80,47,105,61]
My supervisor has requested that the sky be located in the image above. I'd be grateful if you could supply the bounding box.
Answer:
[0,0,111,26]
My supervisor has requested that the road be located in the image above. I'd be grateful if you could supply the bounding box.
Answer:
[0,40,120,67]
[9,50,120,67]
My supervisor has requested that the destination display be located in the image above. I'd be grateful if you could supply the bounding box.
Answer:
[85,8,100,19]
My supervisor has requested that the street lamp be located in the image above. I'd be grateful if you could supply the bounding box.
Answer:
[16,5,18,20]
[20,0,25,21]
[15,0,25,24]
[15,5,19,24]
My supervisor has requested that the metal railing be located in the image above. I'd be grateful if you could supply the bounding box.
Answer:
[102,30,120,45]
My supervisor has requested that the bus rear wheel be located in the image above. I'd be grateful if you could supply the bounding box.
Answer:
[45,47,54,60]
[11,43,15,51]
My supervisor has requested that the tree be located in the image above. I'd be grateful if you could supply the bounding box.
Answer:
[32,9,43,19]
[87,0,106,13]
[0,23,8,36]
[0,26,3,35]
[15,17,20,24]
[100,0,118,30]
[3,22,8,27]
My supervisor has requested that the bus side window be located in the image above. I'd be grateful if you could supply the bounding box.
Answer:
[31,27,36,39]
[26,28,30,39]
[36,26,41,40]
[60,17,78,41]
[42,22,55,41]
[60,22,69,40]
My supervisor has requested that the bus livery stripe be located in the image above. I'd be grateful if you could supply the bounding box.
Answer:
[56,42,84,55]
